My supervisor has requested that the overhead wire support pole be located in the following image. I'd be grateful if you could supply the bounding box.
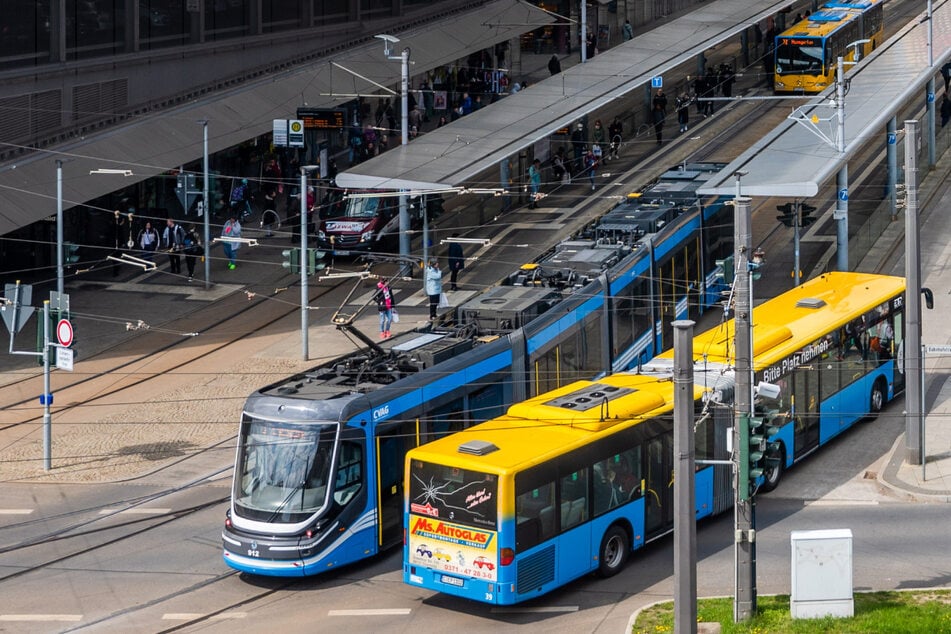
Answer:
[904,119,923,466]
[673,319,697,634]
[56,159,63,297]
[202,120,211,290]
[732,171,756,623]
[834,56,849,272]
[300,165,318,361]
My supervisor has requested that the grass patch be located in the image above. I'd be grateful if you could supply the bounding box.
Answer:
[633,590,951,633]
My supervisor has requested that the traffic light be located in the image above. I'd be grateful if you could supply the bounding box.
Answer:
[282,247,300,274]
[776,202,796,227]
[738,412,766,501]
[762,409,783,471]
[800,203,818,228]
[715,255,734,285]
[306,249,326,275]
[63,242,80,266]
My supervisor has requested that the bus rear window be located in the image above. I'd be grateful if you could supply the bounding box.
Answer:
[408,460,497,529]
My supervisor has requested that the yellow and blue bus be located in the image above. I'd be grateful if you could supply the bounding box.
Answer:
[403,272,905,604]
[774,0,884,94]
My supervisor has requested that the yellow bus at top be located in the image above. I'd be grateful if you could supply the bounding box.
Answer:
[774,0,885,94]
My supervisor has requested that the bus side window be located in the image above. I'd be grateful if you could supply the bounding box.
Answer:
[516,482,555,552]
[560,470,587,529]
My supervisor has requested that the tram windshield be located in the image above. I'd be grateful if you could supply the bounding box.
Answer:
[775,38,825,75]
[233,418,337,524]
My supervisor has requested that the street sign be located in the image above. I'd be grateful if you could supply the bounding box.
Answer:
[925,344,951,355]
[651,76,663,88]
[273,119,288,147]
[288,119,304,147]
[1,283,34,334]
[56,346,74,371]
[56,318,74,347]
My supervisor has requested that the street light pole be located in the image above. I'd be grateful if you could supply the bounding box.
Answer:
[202,120,211,289]
[300,165,318,361]
[56,159,63,297]
[399,46,411,274]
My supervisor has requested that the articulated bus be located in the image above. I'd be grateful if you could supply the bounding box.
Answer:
[774,0,884,94]
[403,272,905,604]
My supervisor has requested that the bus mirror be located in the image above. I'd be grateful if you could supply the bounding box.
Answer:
[922,287,934,310]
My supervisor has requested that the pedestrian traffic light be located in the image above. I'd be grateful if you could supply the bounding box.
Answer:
[282,247,300,274]
[776,202,796,227]
[306,248,326,275]
[738,412,766,501]
[63,242,81,266]
[800,203,818,227]
[715,255,734,285]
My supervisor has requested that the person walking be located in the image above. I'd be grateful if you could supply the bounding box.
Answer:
[424,259,443,321]
[651,100,666,145]
[221,214,242,270]
[182,224,202,282]
[162,217,185,275]
[584,147,598,190]
[374,280,395,339]
[676,93,690,133]
[528,158,542,209]
[138,220,159,261]
[608,116,623,160]
[592,119,606,161]
[622,19,634,41]
[448,235,464,291]
[571,122,586,175]
[548,54,561,76]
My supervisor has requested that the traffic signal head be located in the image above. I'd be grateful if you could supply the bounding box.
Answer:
[63,242,80,265]
[306,248,326,275]
[715,255,735,285]
[738,412,766,501]
[282,247,300,274]
[800,203,818,227]
[776,202,796,227]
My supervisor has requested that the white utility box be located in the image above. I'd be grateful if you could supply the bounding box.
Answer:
[790,528,853,619]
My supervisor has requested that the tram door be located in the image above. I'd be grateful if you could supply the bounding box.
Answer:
[644,432,674,537]
[792,365,820,459]
[376,421,417,548]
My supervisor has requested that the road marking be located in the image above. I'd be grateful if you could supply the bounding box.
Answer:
[0,509,34,515]
[98,507,172,515]
[0,614,83,622]
[162,613,247,620]
[805,499,881,506]
[491,606,580,614]
[328,609,412,616]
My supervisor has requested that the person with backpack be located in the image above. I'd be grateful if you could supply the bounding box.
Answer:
[221,214,242,270]
[374,280,395,339]
[230,178,252,220]
[182,224,202,282]
[162,218,186,276]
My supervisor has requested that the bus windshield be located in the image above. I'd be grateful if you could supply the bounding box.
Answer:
[776,39,825,75]
[344,197,382,219]
[233,418,337,524]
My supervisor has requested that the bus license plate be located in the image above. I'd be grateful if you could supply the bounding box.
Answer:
[441,574,464,587]
[334,250,350,256]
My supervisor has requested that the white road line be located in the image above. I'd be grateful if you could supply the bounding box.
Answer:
[98,508,172,515]
[162,613,247,620]
[328,609,412,616]
[0,509,34,515]
[804,500,880,506]
[491,606,580,614]
[0,614,83,622]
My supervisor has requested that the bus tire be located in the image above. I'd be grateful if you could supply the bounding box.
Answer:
[761,442,785,492]
[869,377,887,418]
[597,525,629,578]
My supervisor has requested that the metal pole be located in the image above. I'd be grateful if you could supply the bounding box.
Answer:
[202,120,211,289]
[793,200,801,287]
[300,167,309,361]
[581,0,587,63]
[421,194,429,268]
[673,319,697,634]
[43,300,52,471]
[905,119,922,465]
[921,344,927,481]
[834,56,849,272]
[398,48,411,274]
[887,118,898,219]
[927,78,936,168]
[734,190,756,622]
[56,160,63,297]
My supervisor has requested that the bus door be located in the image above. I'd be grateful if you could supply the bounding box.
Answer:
[376,420,418,548]
[792,365,820,459]
[644,432,674,537]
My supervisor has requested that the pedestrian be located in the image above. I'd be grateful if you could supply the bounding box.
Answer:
[592,119,606,158]
[437,115,448,127]
[584,147,598,190]
[137,220,159,261]
[622,19,634,41]
[703,67,716,115]
[942,95,951,127]
[552,147,568,185]
[182,223,202,282]
[229,178,252,220]
[608,116,623,160]
[162,217,185,275]
[676,93,690,133]
[262,157,282,200]
[424,259,443,321]
[942,62,951,93]
[652,88,668,116]
[528,158,542,208]
[571,122,586,174]
[448,234,464,291]
[221,214,242,270]
[720,63,735,98]
[585,30,595,59]
[651,100,666,145]
[374,280,395,338]
[693,74,707,115]
[548,54,561,76]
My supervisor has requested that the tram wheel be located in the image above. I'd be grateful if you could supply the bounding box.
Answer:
[597,525,630,578]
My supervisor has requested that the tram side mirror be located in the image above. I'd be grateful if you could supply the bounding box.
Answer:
[922,287,934,310]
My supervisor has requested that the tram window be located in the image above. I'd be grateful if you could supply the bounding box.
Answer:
[334,441,363,506]
[470,381,506,421]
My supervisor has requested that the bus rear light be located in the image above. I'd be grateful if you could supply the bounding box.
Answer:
[500,548,514,566]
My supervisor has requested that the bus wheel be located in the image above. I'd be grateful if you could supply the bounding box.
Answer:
[869,378,887,417]
[597,525,629,578]
[761,443,785,492]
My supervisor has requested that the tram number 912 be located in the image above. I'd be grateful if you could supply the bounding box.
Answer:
[248,549,260,558]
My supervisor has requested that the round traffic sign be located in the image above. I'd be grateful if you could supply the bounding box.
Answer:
[56,318,74,347]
